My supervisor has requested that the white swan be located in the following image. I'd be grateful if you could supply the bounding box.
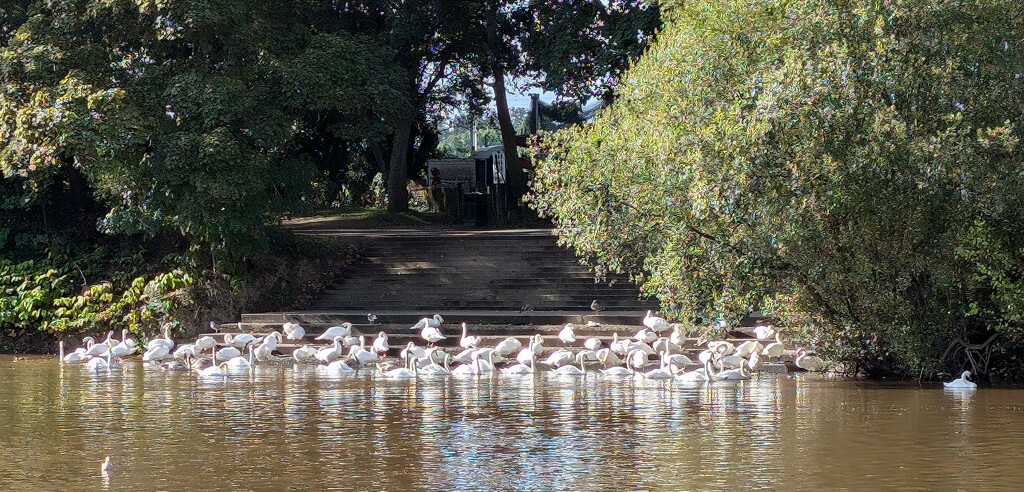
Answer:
[223,333,256,349]
[943,370,977,389]
[173,343,199,360]
[109,336,136,359]
[86,333,112,357]
[554,353,586,376]
[420,354,452,376]
[350,336,378,366]
[142,343,171,362]
[315,323,353,341]
[734,340,763,358]
[145,326,174,351]
[282,322,305,341]
[372,332,390,357]
[451,353,482,377]
[643,310,670,333]
[59,341,89,364]
[670,326,687,348]
[502,353,535,376]
[753,324,776,340]
[761,332,785,359]
[315,337,345,363]
[543,349,575,368]
[677,359,713,382]
[516,335,543,366]
[559,324,577,346]
[493,337,521,357]
[795,348,825,372]
[634,327,657,344]
[199,361,229,378]
[324,357,356,374]
[583,337,602,351]
[225,345,254,373]
[382,354,418,379]
[452,347,477,364]
[215,346,242,363]
[410,314,444,330]
[715,360,752,380]
[420,325,447,346]
[253,335,278,362]
[401,341,426,361]
[292,344,318,363]
[609,333,629,355]
[707,340,735,355]
[459,323,481,349]
[596,348,622,368]
[195,335,216,351]
[86,351,112,372]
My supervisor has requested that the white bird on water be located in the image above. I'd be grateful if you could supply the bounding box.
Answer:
[459,323,481,349]
[100,456,113,475]
[944,370,977,389]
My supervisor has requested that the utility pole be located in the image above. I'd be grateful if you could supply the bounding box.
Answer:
[470,115,478,154]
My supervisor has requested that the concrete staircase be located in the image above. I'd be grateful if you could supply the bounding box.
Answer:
[231,228,660,344]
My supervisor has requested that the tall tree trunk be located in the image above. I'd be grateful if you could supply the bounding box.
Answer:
[387,113,413,214]
[485,5,525,213]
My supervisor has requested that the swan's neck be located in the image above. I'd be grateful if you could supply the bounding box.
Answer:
[59,341,64,362]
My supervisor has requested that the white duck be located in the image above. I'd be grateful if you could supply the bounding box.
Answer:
[558,324,577,346]
[282,322,305,341]
[643,310,671,333]
[315,323,353,341]
[943,370,977,389]
[459,323,481,349]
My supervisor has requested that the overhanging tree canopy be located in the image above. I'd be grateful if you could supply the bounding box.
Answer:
[530,0,1024,377]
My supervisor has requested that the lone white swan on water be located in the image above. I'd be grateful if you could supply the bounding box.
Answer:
[943,370,977,389]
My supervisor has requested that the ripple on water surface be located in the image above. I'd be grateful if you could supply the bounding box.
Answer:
[1,358,1023,491]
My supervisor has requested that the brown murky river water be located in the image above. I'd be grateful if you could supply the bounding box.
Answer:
[1,357,1021,491]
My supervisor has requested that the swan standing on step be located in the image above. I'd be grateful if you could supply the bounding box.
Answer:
[372,332,390,358]
[584,337,602,351]
[944,370,977,389]
[634,328,658,345]
[459,323,481,349]
[753,324,776,340]
[351,336,378,366]
[559,324,577,346]
[554,353,587,376]
[493,337,521,358]
[224,332,256,349]
[411,314,444,330]
[316,323,353,341]
[643,310,670,333]
[283,322,305,341]
[420,325,446,346]
[543,349,575,368]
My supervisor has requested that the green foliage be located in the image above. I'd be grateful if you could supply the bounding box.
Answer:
[0,256,192,341]
[530,0,1024,377]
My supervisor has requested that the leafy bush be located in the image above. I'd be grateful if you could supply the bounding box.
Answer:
[530,0,1024,378]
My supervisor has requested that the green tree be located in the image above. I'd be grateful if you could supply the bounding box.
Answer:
[530,0,1024,377]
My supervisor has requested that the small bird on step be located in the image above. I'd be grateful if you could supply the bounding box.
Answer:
[367,313,377,324]
[590,300,605,313]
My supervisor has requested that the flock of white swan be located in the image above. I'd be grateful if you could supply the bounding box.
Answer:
[56,310,977,388]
